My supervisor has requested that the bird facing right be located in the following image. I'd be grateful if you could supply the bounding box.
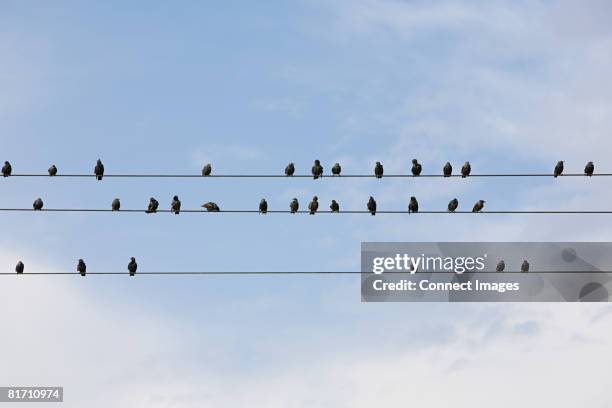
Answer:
[309,196,319,214]
[554,161,564,178]
[472,200,485,212]
[290,198,299,214]
[285,162,295,176]
[48,165,58,176]
[448,198,458,212]
[496,260,505,272]
[202,163,212,176]
[330,200,340,213]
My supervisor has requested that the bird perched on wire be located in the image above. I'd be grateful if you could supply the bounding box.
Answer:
[77,259,86,276]
[33,198,43,211]
[171,196,181,215]
[409,196,419,213]
[290,198,299,214]
[94,159,104,180]
[584,161,594,177]
[472,200,485,212]
[461,161,471,178]
[367,196,377,215]
[443,162,452,177]
[145,197,159,214]
[374,162,384,179]
[411,159,422,176]
[202,202,220,212]
[111,198,121,211]
[521,260,530,272]
[259,198,268,214]
[312,160,323,179]
[285,162,295,176]
[330,200,340,213]
[332,163,342,176]
[309,196,319,214]
[128,257,137,276]
[448,198,458,212]
[496,260,505,272]
[48,164,58,176]
[2,161,12,177]
[554,161,564,178]
[15,261,24,274]
[202,163,212,176]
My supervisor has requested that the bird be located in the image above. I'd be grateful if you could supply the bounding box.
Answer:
[461,161,471,178]
[472,200,485,212]
[312,160,323,179]
[33,198,43,211]
[521,260,530,272]
[128,257,137,276]
[554,161,564,178]
[308,196,319,214]
[290,198,299,214]
[15,261,24,274]
[171,195,181,215]
[145,197,159,214]
[409,196,419,213]
[259,198,268,214]
[202,163,212,176]
[448,198,458,212]
[112,198,121,211]
[496,260,505,272]
[332,163,342,176]
[443,162,452,177]
[584,161,594,177]
[2,161,12,177]
[285,162,295,176]
[374,162,383,179]
[411,159,422,176]
[202,202,220,212]
[77,259,86,276]
[367,196,377,215]
[330,200,340,213]
[94,159,104,180]
[48,165,58,176]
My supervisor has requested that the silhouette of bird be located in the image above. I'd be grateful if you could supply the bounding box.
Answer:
[409,196,419,213]
[290,198,299,214]
[15,261,24,274]
[2,161,12,177]
[585,161,594,177]
[111,198,121,211]
[48,165,58,176]
[33,198,43,211]
[367,196,377,215]
[472,200,485,212]
[461,161,471,178]
[285,162,295,176]
[309,196,319,214]
[521,260,530,272]
[259,198,268,214]
[312,160,323,179]
[554,161,564,178]
[374,162,383,179]
[145,197,159,214]
[77,259,86,276]
[330,200,340,213]
[202,202,220,212]
[171,195,181,215]
[202,163,212,176]
[94,159,104,180]
[332,163,341,176]
[128,257,137,276]
[443,162,452,177]
[448,198,458,212]
[411,159,422,176]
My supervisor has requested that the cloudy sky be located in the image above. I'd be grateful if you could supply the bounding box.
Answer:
[1,0,612,406]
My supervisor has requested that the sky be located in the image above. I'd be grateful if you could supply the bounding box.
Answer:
[1,0,612,406]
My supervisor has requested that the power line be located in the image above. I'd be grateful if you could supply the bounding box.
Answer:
[2,271,612,276]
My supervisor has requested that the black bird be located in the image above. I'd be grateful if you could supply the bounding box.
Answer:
[312,160,323,179]
[2,161,12,177]
[77,259,86,276]
[330,200,340,213]
[411,159,422,176]
[409,196,419,213]
[290,198,299,214]
[128,257,137,276]
[554,161,564,178]
[496,260,505,272]
[94,159,104,180]
[367,196,377,215]
[285,162,295,176]
[374,162,383,179]
[171,195,181,215]
[202,163,212,176]
[448,198,458,212]
[308,196,319,214]
[259,198,268,214]
[15,261,24,274]
[145,197,159,214]
[461,161,471,178]
[472,200,485,212]
[111,198,121,211]
[48,165,58,176]
[443,162,452,177]
[332,163,342,176]
[33,198,43,211]
[585,161,594,177]
[521,260,530,272]
[202,202,220,212]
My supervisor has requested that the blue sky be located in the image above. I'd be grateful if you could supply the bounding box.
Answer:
[2,1,612,406]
